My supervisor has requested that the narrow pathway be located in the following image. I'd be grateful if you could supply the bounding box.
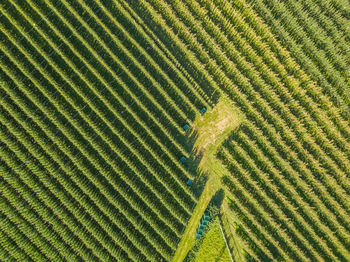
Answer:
[172,98,242,262]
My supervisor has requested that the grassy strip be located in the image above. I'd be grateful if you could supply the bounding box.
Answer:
[172,97,242,262]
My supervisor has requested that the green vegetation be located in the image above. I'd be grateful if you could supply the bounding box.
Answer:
[1,0,349,261]
[172,98,241,262]
[185,217,231,262]
[0,0,202,260]
[220,203,246,262]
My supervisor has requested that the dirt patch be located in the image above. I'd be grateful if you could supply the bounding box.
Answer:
[193,99,240,154]
[217,118,230,131]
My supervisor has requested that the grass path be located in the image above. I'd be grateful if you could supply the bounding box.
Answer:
[220,202,247,262]
[172,98,242,262]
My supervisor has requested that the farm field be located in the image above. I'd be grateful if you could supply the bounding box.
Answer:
[1,0,349,261]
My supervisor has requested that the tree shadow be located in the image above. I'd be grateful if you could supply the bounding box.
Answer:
[180,126,207,198]
[181,125,226,200]
[106,0,236,210]
[183,189,226,261]
[209,188,225,210]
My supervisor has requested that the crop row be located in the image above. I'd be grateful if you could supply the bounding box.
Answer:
[226,129,350,252]
[0,83,159,260]
[219,134,350,260]
[198,0,350,201]
[210,0,350,143]
[248,0,350,118]
[2,0,197,212]
[0,0,222,259]
[263,0,349,86]
[113,0,214,108]
[136,0,350,205]
[8,0,194,185]
[157,0,350,177]
[0,29,191,262]
[129,0,350,260]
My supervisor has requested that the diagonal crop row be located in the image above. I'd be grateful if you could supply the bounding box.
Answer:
[8,0,196,195]
[0,82,148,260]
[205,0,350,147]
[219,142,348,261]
[140,0,350,196]
[0,58,170,260]
[160,0,350,176]
[2,0,194,212]
[249,0,350,118]
[0,22,193,231]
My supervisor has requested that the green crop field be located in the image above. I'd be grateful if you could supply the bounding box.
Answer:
[0,0,349,261]
[185,217,232,262]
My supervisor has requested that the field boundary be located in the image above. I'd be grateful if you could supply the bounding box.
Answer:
[219,217,234,262]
